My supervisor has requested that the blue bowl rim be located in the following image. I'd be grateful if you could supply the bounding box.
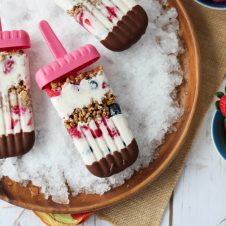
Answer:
[211,110,226,160]
[195,0,226,9]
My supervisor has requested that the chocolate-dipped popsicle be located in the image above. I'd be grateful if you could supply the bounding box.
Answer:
[0,20,35,158]
[35,20,139,177]
[55,0,148,51]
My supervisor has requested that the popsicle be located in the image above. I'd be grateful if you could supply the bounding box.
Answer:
[55,0,148,51]
[36,20,139,177]
[0,20,35,158]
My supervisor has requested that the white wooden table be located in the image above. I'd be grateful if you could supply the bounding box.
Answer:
[0,87,224,226]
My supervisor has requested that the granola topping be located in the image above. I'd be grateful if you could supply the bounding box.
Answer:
[50,66,104,91]
[9,80,32,107]
[90,0,100,5]
[64,92,116,128]
[0,54,5,62]
[67,4,83,17]
[0,50,24,60]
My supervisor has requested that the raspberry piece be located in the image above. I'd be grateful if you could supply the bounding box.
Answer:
[3,60,14,74]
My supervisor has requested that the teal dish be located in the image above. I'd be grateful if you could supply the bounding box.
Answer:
[195,0,226,9]
[211,110,226,160]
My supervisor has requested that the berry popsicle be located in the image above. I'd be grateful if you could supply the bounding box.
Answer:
[0,20,35,158]
[55,0,148,51]
[36,20,139,177]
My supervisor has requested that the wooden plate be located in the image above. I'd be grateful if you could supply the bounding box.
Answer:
[0,0,200,214]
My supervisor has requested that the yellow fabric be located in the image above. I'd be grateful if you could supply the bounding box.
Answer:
[34,212,75,226]
[34,212,90,226]
[97,1,226,225]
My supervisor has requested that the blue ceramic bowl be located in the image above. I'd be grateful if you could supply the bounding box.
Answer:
[195,0,226,9]
[211,110,226,160]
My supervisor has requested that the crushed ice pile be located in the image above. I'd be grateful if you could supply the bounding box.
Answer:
[0,0,183,204]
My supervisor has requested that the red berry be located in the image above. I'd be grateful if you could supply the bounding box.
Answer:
[102,82,108,89]
[3,60,14,74]
[27,118,33,126]
[11,119,19,129]
[94,128,102,138]
[90,128,102,138]
[67,127,82,139]
[84,18,92,26]
[11,105,26,115]
[45,87,61,97]
[106,6,117,22]
[220,95,226,117]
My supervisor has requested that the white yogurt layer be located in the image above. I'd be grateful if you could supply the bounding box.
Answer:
[50,70,111,119]
[0,53,27,93]
[0,52,34,136]
[55,0,137,40]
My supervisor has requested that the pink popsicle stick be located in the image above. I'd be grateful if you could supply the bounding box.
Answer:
[0,18,30,51]
[36,20,101,90]
[39,20,67,59]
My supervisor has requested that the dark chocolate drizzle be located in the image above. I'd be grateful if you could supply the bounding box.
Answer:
[87,139,139,178]
[101,5,148,51]
[0,131,35,159]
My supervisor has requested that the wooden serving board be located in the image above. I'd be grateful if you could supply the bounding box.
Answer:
[0,0,200,214]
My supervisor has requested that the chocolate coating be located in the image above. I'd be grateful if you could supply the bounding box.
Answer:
[0,132,35,159]
[101,5,148,51]
[87,139,139,177]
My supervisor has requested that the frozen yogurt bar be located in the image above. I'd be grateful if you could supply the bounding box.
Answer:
[36,21,139,177]
[47,66,138,177]
[55,0,148,51]
[0,21,35,158]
